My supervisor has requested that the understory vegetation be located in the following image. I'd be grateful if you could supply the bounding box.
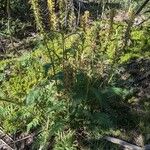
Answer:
[0,0,150,149]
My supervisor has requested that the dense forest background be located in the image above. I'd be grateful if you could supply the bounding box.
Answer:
[0,0,150,149]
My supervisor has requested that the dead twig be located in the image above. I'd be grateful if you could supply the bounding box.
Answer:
[0,139,14,150]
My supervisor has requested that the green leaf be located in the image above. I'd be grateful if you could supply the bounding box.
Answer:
[26,88,40,105]
[0,106,7,117]
[27,117,39,133]
[0,90,5,98]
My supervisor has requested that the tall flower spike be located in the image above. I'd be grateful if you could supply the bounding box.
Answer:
[81,11,90,31]
[47,0,57,29]
[30,0,44,33]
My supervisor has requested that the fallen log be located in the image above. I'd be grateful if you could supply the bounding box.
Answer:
[104,136,149,150]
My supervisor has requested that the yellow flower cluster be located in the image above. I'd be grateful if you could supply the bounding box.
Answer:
[81,11,90,30]
[47,0,58,30]
[31,0,44,32]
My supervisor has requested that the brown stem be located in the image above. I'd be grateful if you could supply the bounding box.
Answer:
[135,0,150,15]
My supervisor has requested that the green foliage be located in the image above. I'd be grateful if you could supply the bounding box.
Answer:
[120,25,150,63]
[54,130,77,150]
[0,3,150,148]
[0,79,69,149]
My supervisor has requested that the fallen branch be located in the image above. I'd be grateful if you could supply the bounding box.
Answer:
[14,133,35,143]
[104,136,142,150]
[0,129,16,149]
[104,136,150,150]
[0,139,14,150]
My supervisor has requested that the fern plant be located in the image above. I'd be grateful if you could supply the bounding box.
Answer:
[54,130,77,150]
